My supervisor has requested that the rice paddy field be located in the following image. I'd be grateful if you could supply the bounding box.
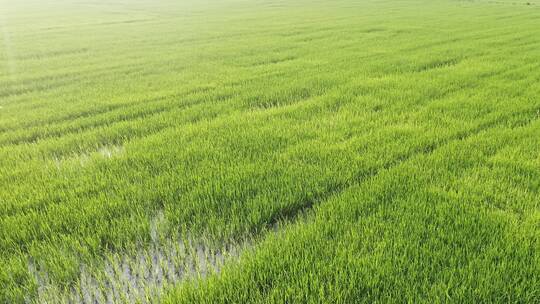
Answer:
[1,0,540,302]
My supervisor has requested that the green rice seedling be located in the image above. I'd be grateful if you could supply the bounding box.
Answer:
[1,0,540,303]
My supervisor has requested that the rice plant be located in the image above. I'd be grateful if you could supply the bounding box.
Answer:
[1,0,539,303]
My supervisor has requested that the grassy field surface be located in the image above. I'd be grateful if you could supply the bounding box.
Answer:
[1,0,539,302]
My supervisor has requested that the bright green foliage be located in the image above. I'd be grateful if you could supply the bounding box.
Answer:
[1,0,539,303]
